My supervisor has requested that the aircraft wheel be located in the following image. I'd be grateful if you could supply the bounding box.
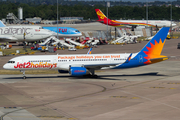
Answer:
[23,76,26,79]
[92,75,98,78]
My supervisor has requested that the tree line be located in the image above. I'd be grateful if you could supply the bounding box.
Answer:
[0,2,179,21]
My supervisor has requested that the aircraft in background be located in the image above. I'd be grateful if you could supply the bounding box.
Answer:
[80,39,89,44]
[3,27,170,79]
[0,21,53,42]
[0,21,82,42]
[95,9,176,31]
[43,27,82,37]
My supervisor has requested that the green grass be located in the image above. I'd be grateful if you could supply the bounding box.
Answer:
[171,32,180,37]
[0,70,59,75]
[1,48,38,56]
[137,32,180,41]
[137,37,148,41]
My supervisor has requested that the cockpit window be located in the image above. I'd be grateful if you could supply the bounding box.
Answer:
[75,30,80,32]
[7,61,15,63]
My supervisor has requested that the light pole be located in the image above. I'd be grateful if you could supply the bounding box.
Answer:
[24,32,27,52]
[146,0,148,27]
[107,2,110,39]
[170,0,172,38]
[146,0,152,36]
[57,0,58,39]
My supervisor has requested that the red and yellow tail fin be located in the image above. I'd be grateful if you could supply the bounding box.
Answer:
[95,9,107,21]
[138,27,170,64]
[95,9,122,27]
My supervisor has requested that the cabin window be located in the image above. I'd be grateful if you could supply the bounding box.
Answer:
[29,60,51,62]
[7,61,15,63]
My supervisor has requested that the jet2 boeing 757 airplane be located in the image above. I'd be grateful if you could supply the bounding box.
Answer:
[95,9,176,30]
[3,27,170,79]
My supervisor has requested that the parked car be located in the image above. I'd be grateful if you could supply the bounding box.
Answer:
[68,47,77,51]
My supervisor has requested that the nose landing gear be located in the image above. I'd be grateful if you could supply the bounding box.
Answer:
[20,70,26,79]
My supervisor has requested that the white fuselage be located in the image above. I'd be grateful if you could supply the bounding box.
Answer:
[117,20,176,27]
[2,27,170,78]
[0,26,53,42]
[3,53,136,71]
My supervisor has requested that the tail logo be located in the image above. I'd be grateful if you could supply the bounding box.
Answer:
[97,11,106,20]
[143,38,166,64]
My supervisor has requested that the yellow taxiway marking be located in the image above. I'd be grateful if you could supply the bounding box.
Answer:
[169,88,177,89]
[131,97,140,99]
[168,83,180,84]
[150,87,165,89]
[110,96,127,98]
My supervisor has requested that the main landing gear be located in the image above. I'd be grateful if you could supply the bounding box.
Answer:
[83,74,98,78]
[84,69,98,78]
[20,70,26,79]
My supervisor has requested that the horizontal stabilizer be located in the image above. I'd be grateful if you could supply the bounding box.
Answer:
[0,20,6,27]
[148,56,168,63]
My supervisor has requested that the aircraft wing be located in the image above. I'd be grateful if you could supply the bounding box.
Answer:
[0,36,18,42]
[84,63,119,70]
[87,48,92,54]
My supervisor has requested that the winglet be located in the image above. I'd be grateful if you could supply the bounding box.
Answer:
[87,48,92,54]
[125,53,132,63]
[0,20,6,27]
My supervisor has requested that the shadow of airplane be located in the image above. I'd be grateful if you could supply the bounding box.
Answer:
[3,72,167,81]
[68,72,167,80]
[100,72,166,77]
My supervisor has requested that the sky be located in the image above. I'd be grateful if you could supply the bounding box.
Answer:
[80,0,176,2]
[121,0,175,2]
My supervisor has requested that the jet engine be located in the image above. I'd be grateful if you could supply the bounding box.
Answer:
[69,67,90,76]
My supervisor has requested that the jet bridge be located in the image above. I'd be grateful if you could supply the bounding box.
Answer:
[39,36,55,46]
[117,28,124,37]
[111,32,139,44]
[65,38,84,47]
[52,38,75,48]
[39,36,74,48]
[83,31,90,38]
[6,13,21,24]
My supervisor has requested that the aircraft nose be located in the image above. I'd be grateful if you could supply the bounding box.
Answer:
[77,33,82,36]
[3,64,8,69]
[51,31,57,36]
[48,32,54,36]
[42,32,53,38]
[3,63,13,70]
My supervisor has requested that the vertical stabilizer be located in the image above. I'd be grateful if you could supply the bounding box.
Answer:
[114,27,170,69]
[138,27,170,64]
[0,20,6,27]
[95,9,110,24]
[95,9,107,20]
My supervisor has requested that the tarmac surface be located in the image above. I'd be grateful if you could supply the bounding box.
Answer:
[6,22,108,31]
[0,23,180,120]
[0,61,180,120]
